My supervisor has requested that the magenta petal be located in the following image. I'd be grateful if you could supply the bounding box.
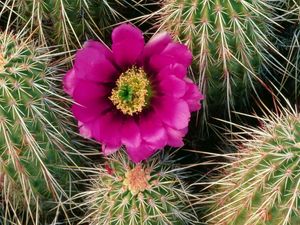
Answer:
[78,121,92,139]
[72,104,100,123]
[112,23,143,44]
[139,112,168,148]
[171,64,188,79]
[73,80,110,106]
[92,112,122,148]
[126,142,158,163]
[156,64,187,81]
[84,57,117,83]
[155,97,190,130]
[102,144,120,155]
[121,118,141,148]
[150,43,192,72]
[112,24,145,67]
[83,40,113,61]
[165,126,187,147]
[183,79,204,111]
[63,68,78,96]
[72,94,110,123]
[150,54,177,73]
[75,46,117,83]
[162,43,192,66]
[142,32,172,60]
[159,75,186,98]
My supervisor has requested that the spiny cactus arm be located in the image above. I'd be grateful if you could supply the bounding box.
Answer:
[158,1,182,38]
[32,0,47,43]
[18,121,69,203]
[0,109,20,168]
[215,1,234,117]
[0,31,85,224]
[282,177,300,225]
[202,106,300,225]
[3,178,36,224]
[50,0,78,49]
[0,122,39,223]
[180,1,198,49]
[228,156,294,223]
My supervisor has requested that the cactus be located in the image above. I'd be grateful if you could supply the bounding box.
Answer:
[0,31,80,224]
[2,0,126,49]
[75,150,199,225]
[201,106,300,225]
[158,0,283,126]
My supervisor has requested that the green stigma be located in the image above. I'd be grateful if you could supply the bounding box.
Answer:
[119,85,133,102]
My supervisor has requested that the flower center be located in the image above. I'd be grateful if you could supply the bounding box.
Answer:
[110,67,151,116]
[123,164,150,195]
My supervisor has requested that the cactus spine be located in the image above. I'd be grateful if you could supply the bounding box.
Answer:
[202,107,300,225]
[0,31,79,224]
[158,0,282,125]
[76,150,199,225]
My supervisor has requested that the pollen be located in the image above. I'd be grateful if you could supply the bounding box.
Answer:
[110,67,151,116]
[123,164,150,195]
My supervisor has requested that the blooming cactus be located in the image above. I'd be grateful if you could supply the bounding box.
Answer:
[64,23,203,162]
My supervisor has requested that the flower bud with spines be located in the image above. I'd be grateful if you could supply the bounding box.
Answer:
[76,150,200,225]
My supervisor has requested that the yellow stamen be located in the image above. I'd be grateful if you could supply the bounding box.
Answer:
[123,164,150,195]
[110,67,150,116]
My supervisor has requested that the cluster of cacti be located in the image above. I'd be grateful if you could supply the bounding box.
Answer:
[1,0,300,224]
[157,0,283,125]
[76,150,199,225]
[2,0,126,49]
[0,31,80,224]
[201,107,300,225]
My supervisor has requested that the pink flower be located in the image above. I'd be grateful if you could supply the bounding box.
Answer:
[64,24,204,162]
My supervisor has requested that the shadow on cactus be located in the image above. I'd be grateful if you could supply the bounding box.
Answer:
[71,149,200,225]
[279,2,300,103]
[198,102,300,225]
[0,31,82,224]
[157,0,286,131]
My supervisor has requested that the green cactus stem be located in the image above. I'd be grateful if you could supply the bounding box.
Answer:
[0,31,80,224]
